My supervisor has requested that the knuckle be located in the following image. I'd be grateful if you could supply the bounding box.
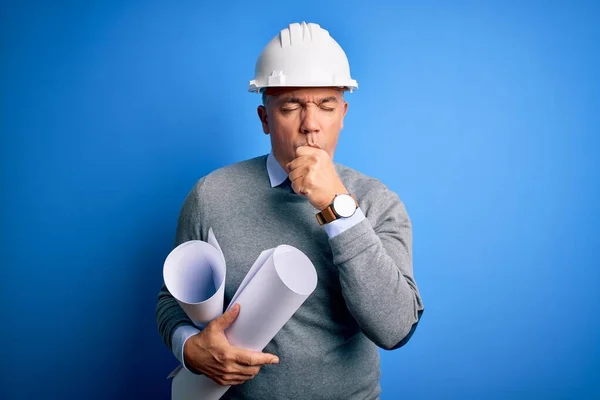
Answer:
[223,365,236,374]
[220,312,231,320]
[213,314,225,323]
[238,354,251,366]
[206,323,218,333]
[214,351,227,363]
[215,378,227,386]
[257,356,269,365]
[222,375,240,384]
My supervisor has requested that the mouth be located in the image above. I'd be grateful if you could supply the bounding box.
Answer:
[294,139,321,150]
[306,133,320,149]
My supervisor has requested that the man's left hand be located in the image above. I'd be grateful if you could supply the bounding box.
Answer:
[286,146,348,211]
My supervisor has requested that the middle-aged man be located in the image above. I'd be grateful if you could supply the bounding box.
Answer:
[156,22,424,399]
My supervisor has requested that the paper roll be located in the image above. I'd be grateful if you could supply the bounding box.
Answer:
[163,228,226,327]
[169,242,318,400]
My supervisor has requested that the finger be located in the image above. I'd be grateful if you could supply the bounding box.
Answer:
[215,361,260,377]
[236,351,280,366]
[295,145,320,157]
[288,165,310,183]
[214,375,248,386]
[286,155,312,173]
[221,373,254,382]
[231,364,261,377]
[212,303,240,330]
[291,178,306,195]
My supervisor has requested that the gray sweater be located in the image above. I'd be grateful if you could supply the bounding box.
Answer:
[156,155,424,400]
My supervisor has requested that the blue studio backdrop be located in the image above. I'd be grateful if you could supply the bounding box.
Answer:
[1,1,599,399]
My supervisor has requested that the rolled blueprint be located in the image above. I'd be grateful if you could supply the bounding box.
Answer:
[163,228,226,327]
[169,242,318,400]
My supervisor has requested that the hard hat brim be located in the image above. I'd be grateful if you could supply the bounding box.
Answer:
[249,82,358,94]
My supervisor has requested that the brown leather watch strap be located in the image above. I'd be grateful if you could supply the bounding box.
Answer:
[315,194,359,226]
[315,205,337,225]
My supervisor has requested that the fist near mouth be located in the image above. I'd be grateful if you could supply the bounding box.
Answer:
[286,146,349,211]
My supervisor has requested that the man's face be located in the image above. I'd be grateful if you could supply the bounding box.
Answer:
[257,87,348,169]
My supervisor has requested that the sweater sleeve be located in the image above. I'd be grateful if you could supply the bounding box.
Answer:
[156,177,206,351]
[329,187,424,350]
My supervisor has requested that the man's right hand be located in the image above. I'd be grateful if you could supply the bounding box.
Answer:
[183,303,279,386]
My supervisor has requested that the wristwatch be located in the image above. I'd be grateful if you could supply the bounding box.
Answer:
[315,193,359,225]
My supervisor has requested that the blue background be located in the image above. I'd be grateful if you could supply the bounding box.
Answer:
[2,1,599,399]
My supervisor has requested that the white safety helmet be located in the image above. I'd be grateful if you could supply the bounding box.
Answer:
[248,22,358,93]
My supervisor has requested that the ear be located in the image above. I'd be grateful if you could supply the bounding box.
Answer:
[340,101,348,130]
[257,105,270,134]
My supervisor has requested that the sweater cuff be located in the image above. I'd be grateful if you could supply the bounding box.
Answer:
[323,207,366,238]
[328,217,379,265]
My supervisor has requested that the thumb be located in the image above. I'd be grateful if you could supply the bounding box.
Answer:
[213,303,240,330]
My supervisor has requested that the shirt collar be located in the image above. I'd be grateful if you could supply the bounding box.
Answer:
[266,151,288,187]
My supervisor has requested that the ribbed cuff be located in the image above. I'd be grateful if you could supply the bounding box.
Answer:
[328,217,380,265]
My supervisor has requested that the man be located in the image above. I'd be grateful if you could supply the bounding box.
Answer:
[156,22,424,399]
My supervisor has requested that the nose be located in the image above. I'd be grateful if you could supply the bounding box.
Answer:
[300,105,320,134]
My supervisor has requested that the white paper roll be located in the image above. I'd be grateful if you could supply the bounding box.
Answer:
[169,242,318,400]
[225,245,318,350]
[163,228,226,327]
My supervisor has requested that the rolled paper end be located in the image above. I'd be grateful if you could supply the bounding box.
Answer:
[163,240,227,326]
[273,245,318,296]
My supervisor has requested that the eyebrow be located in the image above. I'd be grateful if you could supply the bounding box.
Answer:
[318,96,340,104]
[278,96,340,106]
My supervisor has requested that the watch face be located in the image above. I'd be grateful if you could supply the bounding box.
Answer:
[333,194,356,218]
